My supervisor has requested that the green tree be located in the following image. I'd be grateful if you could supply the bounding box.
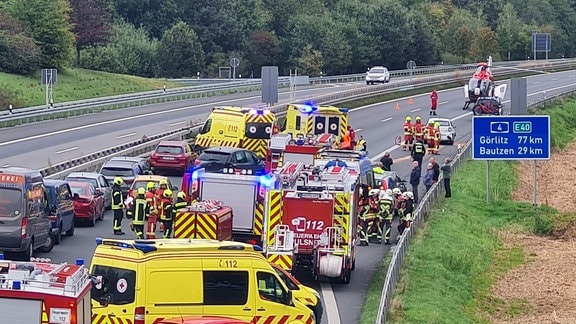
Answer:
[8,0,75,69]
[111,0,179,39]
[297,44,323,76]
[470,27,499,61]
[69,0,113,66]
[0,11,40,75]
[405,10,438,65]
[249,30,279,75]
[444,9,483,62]
[157,21,205,78]
[496,3,524,60]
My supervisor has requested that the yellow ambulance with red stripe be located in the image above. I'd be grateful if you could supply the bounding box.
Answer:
[282,103,349,141]
[90,238,315,324]
[195,106,277,158]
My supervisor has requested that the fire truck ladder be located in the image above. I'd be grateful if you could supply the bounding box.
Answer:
[279,161,306,187]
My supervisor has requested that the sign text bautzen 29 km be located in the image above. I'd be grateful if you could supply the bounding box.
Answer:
[472,116,551,160]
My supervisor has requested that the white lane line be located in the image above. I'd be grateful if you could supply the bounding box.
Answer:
[410,108,421,112]
[381,117,393,122]
[55,146,78,154]
[355,128,363,132]
[439,101,449,105]
[321,282,341,324]
[551,78,558,81]
[2,164,10,167]
[170,121,186,126]
[533,81,541,84]
[116,132,137,139]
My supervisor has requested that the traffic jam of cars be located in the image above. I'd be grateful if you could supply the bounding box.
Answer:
[0,84,462,323]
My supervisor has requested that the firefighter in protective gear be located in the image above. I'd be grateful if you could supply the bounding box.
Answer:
[413,116,424,142]
[174,191,188,210]
[358,189,380,246]
[156,179,169,230]
[425,120,436,154]
[402,116,414,151]
[379,193,394,244]
[355,135,367,151]
[392,188,403,217]
[145,182,158,239]
[126,187,150,239]
[111,177,125,235]
[160,189,175,238]
[433,122,441,154]
[430,89,438,116]
[397,191,415,243]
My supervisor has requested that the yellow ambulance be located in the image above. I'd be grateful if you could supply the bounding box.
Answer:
[195,106,276,158]
[282,103,349,140]
[90,238,315,324]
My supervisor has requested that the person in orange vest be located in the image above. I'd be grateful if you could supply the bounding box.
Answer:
[402,116,413,151]
[413,116,424,142]
[347,125,356,146]
[144,182,158,239]
[339,131,353,150]
[424,120,436,154]
[430,89,438,116]
[156,179,169,231]
[433,122,441,154]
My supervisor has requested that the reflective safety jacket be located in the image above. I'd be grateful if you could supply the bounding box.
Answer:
[111,185,123,210]
[434,128,441,140]
[403,199,414,220]
[173,197,188,211]
[425,125,436,140]
[413,142,425,154]
[403,122,413,135]
[356,138,367,151]
[127,197,150,225]
[160,198,174,221]
[378,199,393,220]
[145,190,158,215]
[414,122,424,137]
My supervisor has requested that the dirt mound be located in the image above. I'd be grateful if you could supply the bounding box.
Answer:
[492,142,576,323]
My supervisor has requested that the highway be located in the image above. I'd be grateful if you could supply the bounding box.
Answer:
[6,70,576,324]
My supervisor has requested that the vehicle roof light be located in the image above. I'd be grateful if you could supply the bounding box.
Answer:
[95,237,157,253]
[259,174,275,188]
[339,108,349,113]
[253,245,263,252]
[218,245,245,250]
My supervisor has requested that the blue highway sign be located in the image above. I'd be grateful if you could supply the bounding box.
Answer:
[472,115,550,160]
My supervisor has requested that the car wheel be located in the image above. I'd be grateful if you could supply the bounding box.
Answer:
[55,224,62,245]
[385,77,390,83]
[366,81,370,85]
[20,239,34,260]
[38,233,55,253]
[66,221,75,236]
[88,211,96,227]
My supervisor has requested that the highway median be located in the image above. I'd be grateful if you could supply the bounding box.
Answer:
[378,97,576,323]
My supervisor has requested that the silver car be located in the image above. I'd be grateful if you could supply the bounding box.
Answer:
[365,66,390,85]
[65,172,112,209]
[427,118,457,145]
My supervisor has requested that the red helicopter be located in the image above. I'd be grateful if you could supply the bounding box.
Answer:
[463,55,507,111]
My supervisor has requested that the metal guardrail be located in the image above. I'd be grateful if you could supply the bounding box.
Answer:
[374,88,576,324]
[3,59,572,127]
[36,63,576,180]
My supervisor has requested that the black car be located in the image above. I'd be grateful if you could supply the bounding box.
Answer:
[193,146,266,175]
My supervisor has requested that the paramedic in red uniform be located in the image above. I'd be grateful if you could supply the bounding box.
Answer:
[430,89,438,116]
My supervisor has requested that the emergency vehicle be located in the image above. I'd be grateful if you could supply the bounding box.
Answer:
[181,169,279,245]
[282,103,349,141]
[0,255,92,324]
[194,106,277,158]
[265,133,336,172]
[262,160,360,284]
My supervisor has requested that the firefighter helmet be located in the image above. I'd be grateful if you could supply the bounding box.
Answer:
[159,179,168,186]
[146,182,155,190]
[392,188,402,195]
[385,189,393,196]
[163,189,173,198]
[177,191,186,199]
[435,122,440,128]
[405,191,414,199]
[369,189,380,196]
[137,187,146,196]
[428,119,435,125]
[405,116,411,122]
[113,177,124,185]
[415,116,422,122]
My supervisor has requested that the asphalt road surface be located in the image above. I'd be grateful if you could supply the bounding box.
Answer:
[12,70,576,324]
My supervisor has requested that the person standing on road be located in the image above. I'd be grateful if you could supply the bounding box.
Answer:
[145,182,158,239]
[126,188,150,239]
[430,157,440,184]
[396,191,414,243]
[441,158,452,198]
[409,161,421,204]
[160,189,175,238]
[423,163,434,192]
[412,139,425,168]
[380,152,393,171]
[111,177,126,235]
[430,89,438,116]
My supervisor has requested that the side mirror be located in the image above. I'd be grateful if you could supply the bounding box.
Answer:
[286,289,294,306]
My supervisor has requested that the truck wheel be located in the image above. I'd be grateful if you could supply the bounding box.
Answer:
[55,224,62,245]
[21,239,34,260]
[38,233,55,253]
[340,268,351,284]
[66,221,75,237]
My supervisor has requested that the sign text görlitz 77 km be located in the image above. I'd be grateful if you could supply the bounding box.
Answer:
[472,115,550,160]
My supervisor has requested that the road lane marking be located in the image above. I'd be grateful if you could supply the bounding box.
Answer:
[355,128,362,132]
[55,146,78,154]
[533,81,541,84]
[2,164,10,167]
[381,117,393,122]
[410,108,421,112]
[321,282,341,324]
[439,101,449,104]
[116,132,137,139]
[170,121,187,126]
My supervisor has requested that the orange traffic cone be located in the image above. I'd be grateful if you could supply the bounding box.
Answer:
[408,98,414,105]
[395,102,400,110]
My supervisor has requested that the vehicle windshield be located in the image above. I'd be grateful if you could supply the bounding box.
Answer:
[245,122,272,139]
[272,267,299,290]
[199,151,230,163]
[91,265,136,306]
[66,177,98,187]
[0,187,22,217]
[156,145,183,154]
[369,68,385,74]
[430,120,450,127]
[70,185,88,197]
[100,167,134,178]
[131,180,158,191]
[468,78,480,89]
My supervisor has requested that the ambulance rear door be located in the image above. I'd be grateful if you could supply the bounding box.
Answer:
[200,176,257,233]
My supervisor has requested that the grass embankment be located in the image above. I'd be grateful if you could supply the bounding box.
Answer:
[358,97,576,324]
[0,68,181,108]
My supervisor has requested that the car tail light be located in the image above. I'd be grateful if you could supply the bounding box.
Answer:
[21,217,27,238]
[194,159,201,166]
[49,215,57,222]
[151,153,158,159]
[134,307,145,324]
[246,239,258,245]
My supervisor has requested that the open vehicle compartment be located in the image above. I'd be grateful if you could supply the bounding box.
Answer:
[200,180,256,232]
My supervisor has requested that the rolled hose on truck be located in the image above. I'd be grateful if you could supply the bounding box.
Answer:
[318,253,344,278]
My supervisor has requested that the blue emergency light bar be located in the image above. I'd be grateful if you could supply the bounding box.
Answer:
[259,174,275,188]
[95,237,157,253]
[339,108,349,113]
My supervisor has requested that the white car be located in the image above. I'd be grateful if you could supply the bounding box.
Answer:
[366,66,390,85]
[427,118,457,145]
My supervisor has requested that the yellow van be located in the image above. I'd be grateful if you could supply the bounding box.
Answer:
[283,103,349,140]
[90,238,315,324]
[195,106,276,158]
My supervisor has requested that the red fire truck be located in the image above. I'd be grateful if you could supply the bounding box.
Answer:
[0,255,92,324]
[265,133,336,172]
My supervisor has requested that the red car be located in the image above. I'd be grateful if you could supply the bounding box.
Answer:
[150,140,197,174]
[68,181,104,227]
[158,316,250,324]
